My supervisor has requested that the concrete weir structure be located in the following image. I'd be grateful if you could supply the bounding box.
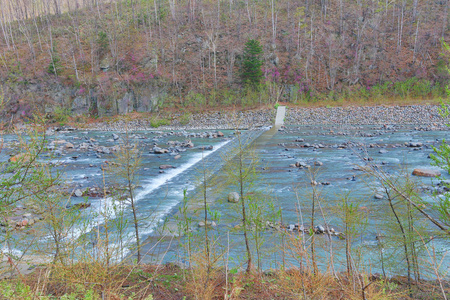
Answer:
[274,105,286,128]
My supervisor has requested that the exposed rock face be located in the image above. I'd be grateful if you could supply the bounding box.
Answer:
[412,168,441,177]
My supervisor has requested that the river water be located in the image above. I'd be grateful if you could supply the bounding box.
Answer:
[1,124,449,276]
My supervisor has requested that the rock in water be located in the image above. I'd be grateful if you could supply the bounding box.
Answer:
[65,142,75,149]
[159,165,175,169]
[74,189,83,197]
[72,203,91,209]
[408,142,423,148]
[412,168,441,177]
[8,153,31,163]
[227,192,240,203]
[315,225,325,233]
[198,221,217,227]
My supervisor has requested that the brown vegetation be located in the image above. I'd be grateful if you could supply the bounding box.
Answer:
[0,0,449,120]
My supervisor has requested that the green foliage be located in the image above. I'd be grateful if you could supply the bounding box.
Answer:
[241,39,264,88]
[184,91,207,107]
[178,112,191,125]
[108,130,144,262]
[97,31,109,57]
[150,117,170,128]
[52,106,71,124]
[430,139,450,174]
[47,44,62,75]
[0,281,35,300]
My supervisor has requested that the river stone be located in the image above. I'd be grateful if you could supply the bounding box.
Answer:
[315,225,325,233]
[153,146,169,154]
[228,192,240,203]
[65,142,75,149]
[295,161,307,167]
[112,133,119,140]
[379,149,388,154]
[198,221,217,227]
[408,142,423,147]
[374,194,384,199]
[160,165,175,169]
[9,153,31,163]
[74,189,83,197]
[72,203,91,209]
[412,168,441,177]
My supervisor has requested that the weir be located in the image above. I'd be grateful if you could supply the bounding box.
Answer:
[144,106,287,237]
[78,107,287,257]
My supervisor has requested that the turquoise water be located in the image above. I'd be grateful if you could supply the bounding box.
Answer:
[1,125,449,276]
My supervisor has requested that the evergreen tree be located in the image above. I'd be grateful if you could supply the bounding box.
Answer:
[241,39,264,87]
[47,44,62,75]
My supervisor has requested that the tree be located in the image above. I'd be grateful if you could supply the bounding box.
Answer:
[223,128,260,272]
[107,129,143,263]
[241,39,264,87]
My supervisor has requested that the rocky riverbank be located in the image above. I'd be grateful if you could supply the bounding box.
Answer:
[73,104,449,132]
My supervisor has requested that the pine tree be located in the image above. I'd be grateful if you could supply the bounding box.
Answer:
[241,39,264,87]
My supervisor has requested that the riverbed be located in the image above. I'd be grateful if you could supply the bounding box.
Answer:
[1,122,449,277]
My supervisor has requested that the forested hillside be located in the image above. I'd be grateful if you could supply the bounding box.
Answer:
[0,0,449,119]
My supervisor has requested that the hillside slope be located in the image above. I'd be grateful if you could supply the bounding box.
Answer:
[0,0,449,120]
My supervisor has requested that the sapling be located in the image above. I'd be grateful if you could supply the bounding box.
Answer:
[107,128,143,264]
[223,129,260,272]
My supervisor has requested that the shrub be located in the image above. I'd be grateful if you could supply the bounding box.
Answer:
[150,117,170,128]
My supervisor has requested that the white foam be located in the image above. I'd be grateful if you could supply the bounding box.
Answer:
[135,140,231,202]
[66,139,231,258]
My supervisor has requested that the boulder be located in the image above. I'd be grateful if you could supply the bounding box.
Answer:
[295,161,307,168]
[159,165,175,169]
[217,131,224,137]
[72,203,91,209]
[408,142,423,148]
[412,168,441,177]
[65,142,75,149]
[9,153,31,163]
[374,194,384,199]
[153,146,169,154]
[315,225,325,233]
[112,133,119,140]
[198,221,217,227]
[227,192,240,203]
[314,161,323,166]
[198,145,213,150]
[74,189,83,197]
